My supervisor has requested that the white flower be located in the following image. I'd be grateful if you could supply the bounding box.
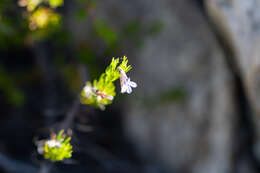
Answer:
[36,140,45,154]
[46,139,62,148]
[118,67,137,94]
[83,84,95,98]
[98,104,105,111]
[121,77,137,94]
[105,95,114,101]
[36,139,62,155]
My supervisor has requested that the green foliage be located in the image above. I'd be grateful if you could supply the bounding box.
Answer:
[159,87,187,103]
[75,0,96,19]
[77,48,102,79]
[23,0,64,11]
[94,19,118,46]
[149,21,164,36]
[123,21,142,37]
[75,8,87,21]
[0,67,25,106]
[0,6,25,49]
[61,64,82,92]
[18,0,63,37]
[49,0,64,8]
[29,7,61,30]
[43,130,72,162]
[141,87,187,108]
[80,56,132,110]
[118,56,132,73]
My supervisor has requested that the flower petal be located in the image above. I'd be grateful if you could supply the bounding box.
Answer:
[121,84,128,93]
[126,85,132,94]
[106,95,114,100]
[129,81,137,88]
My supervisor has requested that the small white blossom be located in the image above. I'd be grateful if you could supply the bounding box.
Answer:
[83,84,95,98]
[98,103,105,111]
[36,139,62,154]
[118,67,137,94]
[46,139,62,148]
[106,95,114,101]
[97,95,102,102]
[36,140,45,154]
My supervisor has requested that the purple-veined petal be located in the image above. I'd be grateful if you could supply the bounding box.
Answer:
[126,85,132,94]
[121,84,128,93]
[129,81,137,88]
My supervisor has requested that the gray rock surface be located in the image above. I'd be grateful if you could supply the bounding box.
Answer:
[206,0,260,162]
[121,0,236,173]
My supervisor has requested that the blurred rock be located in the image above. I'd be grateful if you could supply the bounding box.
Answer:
[206,0,260,162]
[120,0,236,173]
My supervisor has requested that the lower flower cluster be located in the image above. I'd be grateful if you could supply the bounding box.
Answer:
[37,130,72,162]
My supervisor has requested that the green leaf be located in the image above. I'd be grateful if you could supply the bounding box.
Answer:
[49,0,64,8]
[94,19,118,46]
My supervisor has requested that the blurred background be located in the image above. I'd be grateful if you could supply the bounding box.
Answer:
[1,0,260,172]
